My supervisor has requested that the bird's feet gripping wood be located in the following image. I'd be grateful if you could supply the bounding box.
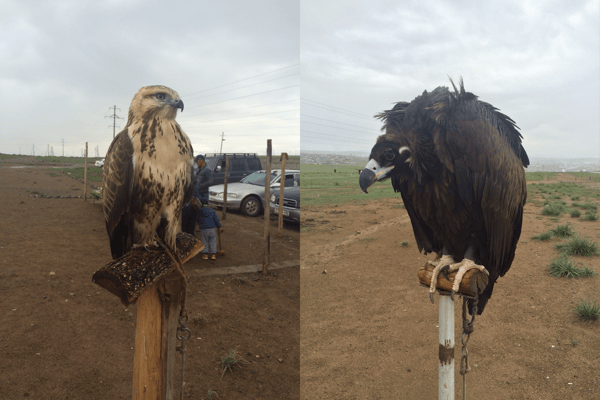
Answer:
[427,255,456,303]
[430,257,490,302]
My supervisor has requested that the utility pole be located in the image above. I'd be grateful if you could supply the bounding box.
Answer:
[106,105,123,139]
[219,132,225,154]
[62,139,64,157]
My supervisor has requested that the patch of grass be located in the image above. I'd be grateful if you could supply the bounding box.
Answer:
[532,231,552,241]
[541,202,565,217]
[392,204,406,209]
[550,224,574,238]
[525,172,558,181]
[556,236,599,256]
[571,195,580,201]
[361,237,375,242]
[219,348,248,378]
[207,389,219,399]
[570,209,581,218]
[581,210,598,221]
[580,202,598,211]
[571,338,579,346]
[57,166,103,182]
[549,255,595,278]
[401,241,408,246]
[574,299,600,323]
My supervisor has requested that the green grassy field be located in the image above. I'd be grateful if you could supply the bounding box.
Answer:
[301,164,600,208]
[301,164,397,207]
[57,166,104,182]
[0,154,103,164]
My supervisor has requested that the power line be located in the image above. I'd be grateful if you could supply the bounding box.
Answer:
[183,117,298,129]
[105,106,123,139]
[185,73,299,101]
[186,85,299,110]
[301,99,374,119]
[184,109,298,124]
[302,114,379,131]
[179,99,298,119]
[301,133,374,146]
[302,121,377,135]
[181,63,300,97]
[301,130,375,143]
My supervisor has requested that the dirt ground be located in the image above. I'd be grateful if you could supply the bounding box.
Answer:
[0,158,299,399]
[300,174,600,400]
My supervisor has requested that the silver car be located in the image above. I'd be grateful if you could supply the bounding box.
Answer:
[209,169,300,217]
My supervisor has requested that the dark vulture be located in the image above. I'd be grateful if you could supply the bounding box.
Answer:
[359,78,528,315]
[102,85,194,260]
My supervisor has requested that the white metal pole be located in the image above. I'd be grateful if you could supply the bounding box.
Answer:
[439,294,454,400]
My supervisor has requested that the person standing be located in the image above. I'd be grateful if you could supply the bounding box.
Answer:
[195,155,212,205]
[197,200,222,260]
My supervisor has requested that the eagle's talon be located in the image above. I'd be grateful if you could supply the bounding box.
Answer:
[450,290,456,301]
[429,292,435,304]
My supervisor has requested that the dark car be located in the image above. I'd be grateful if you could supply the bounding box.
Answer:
[269,185,300,223]
[204,153,262,185]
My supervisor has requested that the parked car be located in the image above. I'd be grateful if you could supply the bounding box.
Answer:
[204,153,262,185]
[270,186,300,223]
[209,169,300,217]
[95,159,105,167]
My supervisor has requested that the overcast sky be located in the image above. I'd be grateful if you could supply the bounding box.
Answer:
[301,0,600,159]
[1,0,299,157]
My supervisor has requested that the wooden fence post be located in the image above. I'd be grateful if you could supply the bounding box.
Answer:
[263,140,272,274]
[83,142,88,201]
[222,156,229,221]
[278,153,288,238]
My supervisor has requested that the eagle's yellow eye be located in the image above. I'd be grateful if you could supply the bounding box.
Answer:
[156,93,166,100]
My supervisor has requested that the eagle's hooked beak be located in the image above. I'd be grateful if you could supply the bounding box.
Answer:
[359,159,395,193]
[175,99,184,112]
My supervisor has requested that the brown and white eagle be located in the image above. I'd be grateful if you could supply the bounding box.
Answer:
[359,78,528,315]
[102,85,194,260]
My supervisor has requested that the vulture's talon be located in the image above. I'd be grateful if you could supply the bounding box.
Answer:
[440,265,451,281]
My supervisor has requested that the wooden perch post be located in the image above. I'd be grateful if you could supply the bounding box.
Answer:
[92,232,203,400]
[83,142,88,201]
[418,262,488,400]
[277,153,288,238]
[418,263,488,297]
[263,140,272,274]
[222,156,230,221]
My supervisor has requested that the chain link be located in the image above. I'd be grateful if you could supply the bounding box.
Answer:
[176,313,191,400]
[460,295,478,400]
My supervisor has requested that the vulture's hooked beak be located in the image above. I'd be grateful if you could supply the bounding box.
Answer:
[359,159,395,193]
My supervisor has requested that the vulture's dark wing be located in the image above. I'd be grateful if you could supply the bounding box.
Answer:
[391,175,443,256]
[431,92,527,281]
[102,129,134,259]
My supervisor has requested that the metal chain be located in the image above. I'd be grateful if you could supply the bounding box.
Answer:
[176,313,191,400]
[460,295,478,400]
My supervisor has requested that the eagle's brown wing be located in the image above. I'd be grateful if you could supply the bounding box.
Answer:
[102,129,134,259]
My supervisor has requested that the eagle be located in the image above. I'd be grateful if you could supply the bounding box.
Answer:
[102,85,194,264]
[359,78,528,315]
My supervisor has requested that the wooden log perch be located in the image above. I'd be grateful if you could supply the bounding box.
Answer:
[418,262,489,297]
[92,232,204,306]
